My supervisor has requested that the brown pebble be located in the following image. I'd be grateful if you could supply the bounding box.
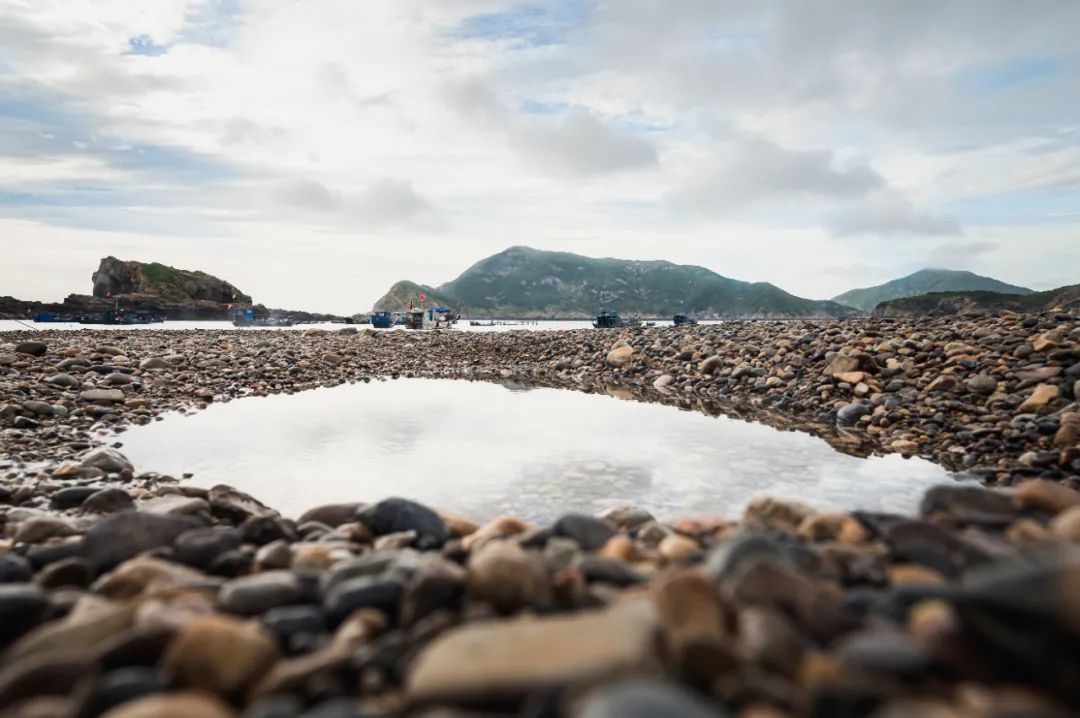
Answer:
[652,568,735,687]
[1049,505,1080,541]
[1014,479,1080,516]
[461,516,532,551]
[162,613,280,698]
[888,564,946,586]
[1005,519,1052,544]
[467,540,546,614]
[99,692,235,718]
[598,534,635,562]
[658,534,700,562]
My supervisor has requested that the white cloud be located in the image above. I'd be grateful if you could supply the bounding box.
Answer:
[827,190,962,238]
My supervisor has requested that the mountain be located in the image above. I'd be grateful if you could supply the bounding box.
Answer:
[873,285,1080,317]
[373,246,862,319]
[831,269,1033,312]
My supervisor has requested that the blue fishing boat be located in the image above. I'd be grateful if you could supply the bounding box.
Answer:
[370,311,394,329]
[232,309,294,327]
[673,314,698,326]
[32,313,79,323]
[593,310,641,329]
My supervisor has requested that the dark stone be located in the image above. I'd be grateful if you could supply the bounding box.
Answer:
[577,557,648,587]
[82,487,135,514]
[323,576,402,629]
[0,554,33,583]
[577,678,733,718]
[26,539,85,569]
[13,416,40,430]
[552,513,618,551]
[0,584,48,648]
[207,547,254,578]
[835,630,930,678]
[0,653,96,713]
[320,550,419,599]
[34,556,94,589]
[262,604,326,653]
[49,486,100,510]
[400,559,466,627]
[301,699,373,718]
[219,571,305,616]
[242,515,299,546]
[837,402,871,427]
[81,511,203,572]
[173,527,243,570]
[71,667,170,718]
[703,532,793,583]
[358,498,450,550]
[208,484,278,524]
[919,484,1020,525]
[242,695,307,718]
[884,520,992,578]
[94,626,176,671]
[14,342,47,357]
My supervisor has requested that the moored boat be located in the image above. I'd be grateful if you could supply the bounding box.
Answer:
[593,310,641,329]
[370,311,394,329]
[673,313,698,326]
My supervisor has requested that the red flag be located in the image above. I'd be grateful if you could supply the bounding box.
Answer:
[107,291,111,298]
[419,294,425,301]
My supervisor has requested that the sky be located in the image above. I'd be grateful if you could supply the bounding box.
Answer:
[0,0,1078,313]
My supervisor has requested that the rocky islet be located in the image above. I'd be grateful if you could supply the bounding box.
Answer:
[0,312,1078,716]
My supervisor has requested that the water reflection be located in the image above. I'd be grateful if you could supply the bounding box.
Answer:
[119,379,952,523]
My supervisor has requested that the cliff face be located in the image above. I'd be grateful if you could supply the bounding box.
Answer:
[91,257,252,305]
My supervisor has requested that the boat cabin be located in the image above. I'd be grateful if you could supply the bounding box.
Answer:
[403,307,456,330]
[370,311,394,329]
[673,314,698,326]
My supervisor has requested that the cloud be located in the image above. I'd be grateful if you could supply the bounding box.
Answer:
[274,177,440,228]
[667,139,883,216]
[827,191,962,237]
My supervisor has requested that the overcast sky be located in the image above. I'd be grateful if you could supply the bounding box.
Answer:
[1,0,1077,313]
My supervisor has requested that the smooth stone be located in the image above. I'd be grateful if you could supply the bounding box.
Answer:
[296,503,364,529]
[219,571,305,616]
[407,597,660,703]
[0,555,34,584]
[83,488,135,514]
[576,678,732,718]
[319,550,418,597]
[138,358,169,370]
[261,605,326,652]
[14,342,47,357]
[241,516,298,546]
[467,541,546,615]
[837,402,871,427]
[552,513,618,551]
[71,667,170,718]
[81,511,204,572]
[13,518,79,544]
[577,557,648,587]
[141,495,211,520]
[401,559,467,627]
[5,595,135,662]
[173,528,244,570]
[79,447,134,474]
[600,505,656,532]
[49,486,100,510]
[919,484,1017,522]
[208,485,278,523]
[358,498,450,550]
[97,692,235,718]
[34,557,94,589]
[79,389,125,404]
[0,653,96,713]
[92,557,206,600]
[162,613,280,698]
[323,576,402,629]
[0,584,48,647]
[702,532,793,583]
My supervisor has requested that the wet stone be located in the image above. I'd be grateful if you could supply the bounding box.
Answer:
[82,488,135,514]
[358,498,450,550]
[80,511,204,572]
[575,678,733,718]
[219,571,305,616]
[49,486,100,510]
[552,513,618,551]
[173,527,244,570]
[323,576,402,629]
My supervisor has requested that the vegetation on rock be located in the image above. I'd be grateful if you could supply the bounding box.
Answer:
[832,268,1032,312]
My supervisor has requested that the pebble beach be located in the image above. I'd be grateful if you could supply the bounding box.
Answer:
[1,312,1079,718]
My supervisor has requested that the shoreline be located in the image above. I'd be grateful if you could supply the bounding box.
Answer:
[1,314,1079,716]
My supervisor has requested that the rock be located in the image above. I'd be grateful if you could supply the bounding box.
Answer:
[658,534,700,562]
[1014,479,1080,516]
[13,518,79,544]
[1050,506,1080,540]
[218,571,305,616]
[401,559,467,627]
[653,569,732,686]
[1018,384,1059,413]
[575,678,732,718]
[49,486,99,510]
[208,485,278,523]
[552,513,618,551]
[96,692,235,718]
[322,353,344,365]
[824,355,860,376]
[79,447,134,474]
[407,597,660,703]
[606,346,634,368]
[297,503,364,528]
[0,555,34,584]
[80,389,126,404]
[600,505,656,533]
[699,356,722,374]
[173,528,244,570]
[138,358,169,370]
[14,342,47,357]
[70,667,170,718]
[1053,422,1079,448]
[83,488,136,514]
[5,595,135,662]
[891,440,919,454]
[467,541,546,614]
[965,374,998,395]
[836,402,871,427]
[0,585,48,647]
[323,576,402,629]
[91,557,205,600]
[653,374,675,389]
[141,495,211,520]
[81,511,204,572]
[162,613,280,698]
[358,498,450,550]
[926,375,960,393]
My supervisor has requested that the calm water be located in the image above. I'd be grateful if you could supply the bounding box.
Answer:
[117,379,951,523]
[0,319,722,333]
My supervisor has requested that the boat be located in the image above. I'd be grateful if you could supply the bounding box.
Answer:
[232,309,295,327]
[593,310,641,329]
[403,307,458,330]
[78,311,165,326]
[370,311,394,329]
[470,320,496,327]
[673,314,698,326]
[32,313,79,323]
[391,311,407,326]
